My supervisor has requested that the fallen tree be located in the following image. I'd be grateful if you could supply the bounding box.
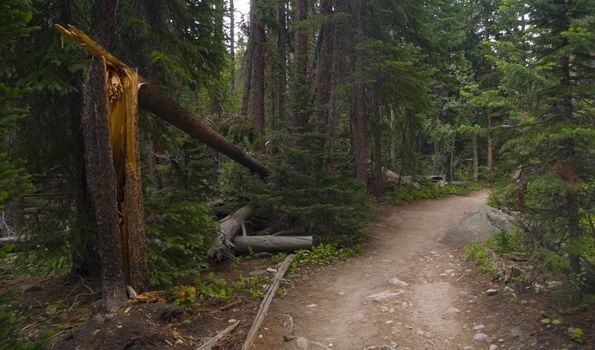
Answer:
[209,204,254,260]
[233,236,313,254]
[55,24,269,178]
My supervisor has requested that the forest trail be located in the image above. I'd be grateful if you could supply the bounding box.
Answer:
[255,190,492,350]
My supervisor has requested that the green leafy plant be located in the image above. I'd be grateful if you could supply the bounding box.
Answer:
[569,327,584,344]
[464,245,499,275]
[146,200,216,288]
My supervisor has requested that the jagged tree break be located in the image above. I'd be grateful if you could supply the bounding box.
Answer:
[55,24,270,309]
[57,24,147,309]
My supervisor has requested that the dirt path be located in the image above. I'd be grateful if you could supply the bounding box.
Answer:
[255,191,492,350]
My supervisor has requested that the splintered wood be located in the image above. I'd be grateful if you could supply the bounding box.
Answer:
[56,24,147,291]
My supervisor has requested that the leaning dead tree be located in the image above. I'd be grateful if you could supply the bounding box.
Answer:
[55,24,270,310]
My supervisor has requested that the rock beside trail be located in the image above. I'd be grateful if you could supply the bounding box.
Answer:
[387,278,408,288]
[473,333,489,342]
[486,289,498,296]
[440,205,515,247]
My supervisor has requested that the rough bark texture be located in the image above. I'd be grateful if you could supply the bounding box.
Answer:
[252,15,266,133]
[472,133,479,181]
[229,0,236,90]
[313,0,335,136]
[274,1,287,130]
[294,0,309,129]
[233,236,313,254]
[371,86,383,197]
[352,0,367,183]
[82,57,127,311]
[241,0,256,117]
[138,83,269,177]
[487,107,493,171]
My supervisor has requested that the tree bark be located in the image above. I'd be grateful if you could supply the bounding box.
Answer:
[472,133,479,181]
[487,107,493,171]
[294,0,309,129]
[371,86,383,197]
[209,204,254,259]
[138,83,269,177]
[241,0,256,117]
[233,236,312,254]
[274,1,288,130]
[252,12,266,133]
[229,0,236,90]
[313,0,335,136]
[352,0,367,183]
[82,57,127,311]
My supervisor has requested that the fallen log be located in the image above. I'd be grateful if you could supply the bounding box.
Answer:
[197,320,240,350]
[233,236,312,254]
[241,254,295,350]
[0,236,19,248]
[138,84,269,178]
[209,204,254,260]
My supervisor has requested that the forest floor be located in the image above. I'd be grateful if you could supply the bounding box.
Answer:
[2,191,593,349]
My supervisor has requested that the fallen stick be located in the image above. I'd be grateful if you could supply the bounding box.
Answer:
[241,254,295,350]
[197,320,240,350]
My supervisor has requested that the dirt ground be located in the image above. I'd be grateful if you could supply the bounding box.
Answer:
[3,191,593,349]
[253,191,594,350]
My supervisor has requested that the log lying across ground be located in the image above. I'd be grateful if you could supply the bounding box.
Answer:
[233,236,313,254]
[241,254,295,350]
[209,204,254,259]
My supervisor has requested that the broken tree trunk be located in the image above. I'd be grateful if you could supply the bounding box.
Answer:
[241,254,295,350]
[55,24,269,178]
[233,236,313,254]
[209,204,254,259]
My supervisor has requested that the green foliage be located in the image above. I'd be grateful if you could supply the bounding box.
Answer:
[0,0,34,209]
[464,245,499,276]
[291,243,363,269]
[569,327,584,344]
[146,200,216,288]
[221,133,372,239]
[0,291,47,350]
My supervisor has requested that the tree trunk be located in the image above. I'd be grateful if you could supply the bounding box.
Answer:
[294,0,309,129]
[274,1,288,130]
[240,0,256,117]
[472,133,479,181]
[82,57,127,311]
[313,0,335,136]
[233,236,313,254]
[229,0,236,90]
[209,204,254,259]
[252,13,266,134]
[371,86,383,197]
[138,83,269,177]
[487,107,493,171]
[352,0,367,183]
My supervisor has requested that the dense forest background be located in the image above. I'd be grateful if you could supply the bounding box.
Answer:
[1,0,593,339]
